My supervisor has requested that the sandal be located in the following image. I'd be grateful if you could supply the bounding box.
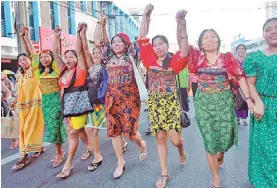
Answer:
[32,146,46,158]
[139,140,147,161]
[179,150,187,165]
[9,139,19,150]
[56,166,73,179]
[113,162,126,179]
[81,150,91,161]
[123,142,128,153]
[88,160,103,171]
[12,158,29,170]
[51,156,56,163]
[53,154,65,168]
[52,151,65,163]
[211,185,221,188]
[156,175,170,188]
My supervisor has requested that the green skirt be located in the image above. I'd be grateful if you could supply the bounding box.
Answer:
[86,104,106,129]
[147,91,182,136]
[195,89,238,155]
[42,92,67,144]
[248,95,277,188]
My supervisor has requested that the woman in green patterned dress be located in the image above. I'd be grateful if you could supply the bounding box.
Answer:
[20,27,67,168]
[243,18,277,188]
[188,29,254,187]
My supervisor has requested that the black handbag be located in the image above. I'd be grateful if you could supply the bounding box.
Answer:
[61,68,93,118]
[176,74,191,128]
[223,54,248,111]
[230,83,248,110]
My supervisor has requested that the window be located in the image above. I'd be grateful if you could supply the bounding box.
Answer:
[1,2,6,37]
[81,1,86,12]
[68,2,71,34]
[28,2,34,27]
[50,1,55,29]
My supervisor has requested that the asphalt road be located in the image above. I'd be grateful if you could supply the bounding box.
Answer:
[1,99,253,188]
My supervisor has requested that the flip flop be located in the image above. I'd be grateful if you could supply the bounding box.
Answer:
[12,159,29,170]
[156,175,170,188]
[139,140,147,161]
[81,150,92,160]
[32,146,46,158]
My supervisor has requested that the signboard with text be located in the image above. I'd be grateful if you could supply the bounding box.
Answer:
[39,27,76,54]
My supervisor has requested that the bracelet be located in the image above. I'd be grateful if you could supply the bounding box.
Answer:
[245,97,252,100]
[181,35,188,39]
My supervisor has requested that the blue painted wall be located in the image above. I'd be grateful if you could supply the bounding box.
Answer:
[3,1,12,38]
[32,1,40,41]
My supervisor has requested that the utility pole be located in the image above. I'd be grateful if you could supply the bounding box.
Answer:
[14,1,28,54]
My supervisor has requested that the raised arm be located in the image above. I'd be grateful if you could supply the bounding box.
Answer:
[94,15,108,46]
[23,27,36,55]
[19,27,31,56]
[102,17,109,44]
[80,23,93,69]
[76,23,87,70]
[139,4,154,39]
[176,10,189,58]
[53,26,64,71]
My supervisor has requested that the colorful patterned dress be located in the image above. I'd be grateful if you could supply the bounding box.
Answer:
[31,54,67,144]
[101,42,140,138]
[138,38,190,136]
[189,47,245,155]
[243,50,277,188]
[16,67,44,158]
[86,64,106,129]
[235,59,249,119]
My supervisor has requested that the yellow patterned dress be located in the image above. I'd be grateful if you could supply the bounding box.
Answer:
[16,67,44,158]
[31,54,67,144]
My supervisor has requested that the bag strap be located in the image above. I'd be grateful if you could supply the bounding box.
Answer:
[68,67,77,88]
[175,73,184,111]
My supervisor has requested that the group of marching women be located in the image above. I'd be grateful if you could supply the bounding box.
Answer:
[8,3,276,188]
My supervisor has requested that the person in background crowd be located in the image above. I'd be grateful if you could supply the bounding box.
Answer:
[176,67,190,113]
[1,81,18,150]
[190,72,198,98]
[139,5,189,187]
[94,14,147,179]
[188,28,254,187]
[11,52,45,170]
[54,25,92,178]
[243,17,277,188]
[235,44,249,126]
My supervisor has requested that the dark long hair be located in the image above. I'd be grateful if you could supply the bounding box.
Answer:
[152,35,171,69]
[17,53,29,74]
[236,44,246,51]
[39,51,54,74]
[198,29,221,52]
[263,17,277,31]
[64,50,78,59]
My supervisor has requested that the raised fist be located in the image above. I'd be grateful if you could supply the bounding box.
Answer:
[144,4,154,16]
[54,26,62,37]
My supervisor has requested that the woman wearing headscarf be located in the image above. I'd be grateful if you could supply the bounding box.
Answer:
[94,15,147,179]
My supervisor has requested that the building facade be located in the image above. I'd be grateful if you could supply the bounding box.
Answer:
[266,1,277,20]
[1,1,139,72]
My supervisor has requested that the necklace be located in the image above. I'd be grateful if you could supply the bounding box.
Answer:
[61,70,71,84]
